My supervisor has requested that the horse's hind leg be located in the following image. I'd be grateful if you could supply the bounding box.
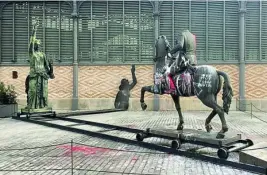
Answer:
[171,94,184,130]
[205,110,217,133]
[205,96,217,132]
[200,94,228,139]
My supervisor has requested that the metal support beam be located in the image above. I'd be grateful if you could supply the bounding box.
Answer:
[122,0,125,63]
[27,1,29,62]
[238,1,246,111]
[12,2,15,62]
[0,6,2,62]
[90,1,93,63]
[106,1,109,63]
[43,1,46,53]
[172,0,174,46]
[205,0,208,61]
[153,0,160,111]
[58,1,61,62]
[189,0,191,31]
[138,0,141,62]
[259,1,262,61]
[72,0,79,111]
[223,0,226,61]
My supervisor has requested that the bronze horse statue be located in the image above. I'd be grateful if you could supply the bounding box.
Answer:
[140,35,233,139]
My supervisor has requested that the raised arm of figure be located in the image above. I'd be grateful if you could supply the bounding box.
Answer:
[29,21,39,55]
[129,65,137,91]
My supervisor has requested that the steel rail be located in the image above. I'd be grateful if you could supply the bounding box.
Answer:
[40,115,142,133]
[39,115,249,150]
[56,108,124,117]
[12,117,266,175]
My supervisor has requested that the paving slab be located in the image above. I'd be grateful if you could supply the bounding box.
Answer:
[0,111,266,175]
[239,141,267,168]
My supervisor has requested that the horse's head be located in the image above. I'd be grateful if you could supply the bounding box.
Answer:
[154,35,171,61]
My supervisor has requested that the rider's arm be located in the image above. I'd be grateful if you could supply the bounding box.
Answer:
[169,34,185,55]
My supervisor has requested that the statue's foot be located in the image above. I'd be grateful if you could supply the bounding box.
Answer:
[177,123,184,131]
[141,102,147,111]
[205,124,213,133]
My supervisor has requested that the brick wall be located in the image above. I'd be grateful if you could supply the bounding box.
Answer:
[0,66,73,110]
[245,64,267,98]
[0,64,265,111]
[78,65,154,99]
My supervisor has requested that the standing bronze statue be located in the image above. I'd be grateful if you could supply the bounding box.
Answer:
[23,21,54,112]
[114,65,137,110]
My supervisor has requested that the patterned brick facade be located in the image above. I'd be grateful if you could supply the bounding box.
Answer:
[0,66,73,109]
[78,65,154,99]
[0,64,265,110]
[245,64,267,99]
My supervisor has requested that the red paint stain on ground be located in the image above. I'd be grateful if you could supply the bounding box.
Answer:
[57,145,111,156]
[131,157,138,161]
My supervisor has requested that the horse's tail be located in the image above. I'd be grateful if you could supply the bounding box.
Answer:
[217,70,234,114]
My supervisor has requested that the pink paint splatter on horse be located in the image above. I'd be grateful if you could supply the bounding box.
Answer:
[168,74,175,89]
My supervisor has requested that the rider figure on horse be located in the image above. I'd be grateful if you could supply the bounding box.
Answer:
[165,29,197,93]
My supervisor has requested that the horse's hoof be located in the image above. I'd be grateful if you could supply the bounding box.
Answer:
[177,124,184,131]
[141,103,147,111]
[216,132,225,139]
[205,125,213,133]
[222,126,229,133]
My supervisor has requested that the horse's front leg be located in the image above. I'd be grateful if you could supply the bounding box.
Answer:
[140,85,160,111]
[171,94,184,130]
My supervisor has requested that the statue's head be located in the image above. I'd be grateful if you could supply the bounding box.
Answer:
[119,78,129,90]
[34,39,41,51]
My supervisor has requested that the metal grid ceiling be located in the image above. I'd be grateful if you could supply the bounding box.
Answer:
[1,1,73,63]
[246,1,267,60]
[263,1,267,60]
[1,1,267,64]
[78,0,154,64]
[245,1,260,60]
[159,0,239,61]
[225,1,239,61]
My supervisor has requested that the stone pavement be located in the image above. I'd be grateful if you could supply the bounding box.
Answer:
[0,111,266,175]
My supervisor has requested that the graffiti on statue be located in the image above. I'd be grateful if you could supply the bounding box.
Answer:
[114,65,137,110]
[192,73,213,96]
[175,71,193,96]
[198,74,212,88]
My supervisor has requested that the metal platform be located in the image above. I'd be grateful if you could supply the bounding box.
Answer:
[17,108,56,119]
[147,128,241,146]
[136,127,253,159]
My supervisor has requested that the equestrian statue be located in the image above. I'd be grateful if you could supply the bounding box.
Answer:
[140,30,233,139]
